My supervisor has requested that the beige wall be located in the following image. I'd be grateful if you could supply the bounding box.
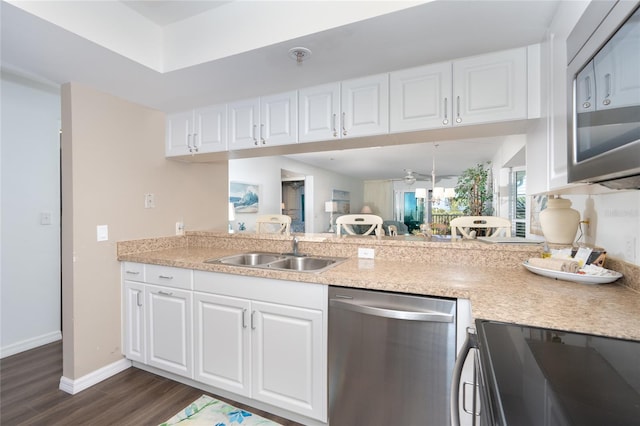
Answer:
[61,83,228,378]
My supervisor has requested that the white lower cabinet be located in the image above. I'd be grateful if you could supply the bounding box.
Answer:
[193,292,251,396]
[146,284,193,378]
[123,281,145,363]
[251,301,323,415]
[122,262,327,423]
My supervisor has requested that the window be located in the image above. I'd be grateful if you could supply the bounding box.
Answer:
[511,169,526,237]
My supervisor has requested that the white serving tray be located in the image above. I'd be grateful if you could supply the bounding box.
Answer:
[522,261,622,284]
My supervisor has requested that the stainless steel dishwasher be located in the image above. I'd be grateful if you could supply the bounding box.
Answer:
[329,286,456,426]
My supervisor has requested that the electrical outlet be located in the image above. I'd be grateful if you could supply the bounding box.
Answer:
[144,193,155,209]
[358,247,375,259]
[176,222,184,235]
[625,236,636,262]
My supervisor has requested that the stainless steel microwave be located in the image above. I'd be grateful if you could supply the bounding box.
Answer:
[567,0,640,190]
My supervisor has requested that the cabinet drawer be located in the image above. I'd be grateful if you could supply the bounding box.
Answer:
[145,264,192,290]
[122,262,145,282]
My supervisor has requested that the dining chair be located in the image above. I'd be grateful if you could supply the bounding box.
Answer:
[256,214,292,235]
[336,214,383,236]
[450,216,512,240]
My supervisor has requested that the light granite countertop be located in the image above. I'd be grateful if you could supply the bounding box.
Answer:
[117,232,640,342]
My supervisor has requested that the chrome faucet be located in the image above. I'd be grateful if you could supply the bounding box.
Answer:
[292,236,300,257]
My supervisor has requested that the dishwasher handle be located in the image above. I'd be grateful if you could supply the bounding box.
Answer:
[329,298,453,322]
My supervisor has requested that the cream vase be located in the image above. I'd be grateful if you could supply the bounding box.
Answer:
[539,196,580,245]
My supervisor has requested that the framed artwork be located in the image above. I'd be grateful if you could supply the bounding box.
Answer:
[230,181,259,214]
[332,189,350,214]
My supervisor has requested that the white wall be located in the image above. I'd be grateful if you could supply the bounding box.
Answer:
[567,192,640,265]
[230,156,364,233]
[1,72,61,357]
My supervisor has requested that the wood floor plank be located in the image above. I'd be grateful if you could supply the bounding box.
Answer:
[0,341,303,426]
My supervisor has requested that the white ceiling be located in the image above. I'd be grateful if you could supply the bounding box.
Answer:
[0,0,559,180]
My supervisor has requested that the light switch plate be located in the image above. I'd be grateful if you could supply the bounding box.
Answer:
[97,225,108,242]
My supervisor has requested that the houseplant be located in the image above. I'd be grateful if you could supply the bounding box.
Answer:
[454,162,493,216]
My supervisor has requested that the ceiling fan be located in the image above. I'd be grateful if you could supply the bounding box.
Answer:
[400,169,430,185]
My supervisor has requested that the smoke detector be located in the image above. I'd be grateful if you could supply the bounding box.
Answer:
[288,47,312,65]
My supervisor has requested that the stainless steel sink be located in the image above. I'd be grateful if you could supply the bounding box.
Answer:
[204,252,346,273]
[204,252,286,266]
[266,256,343,272]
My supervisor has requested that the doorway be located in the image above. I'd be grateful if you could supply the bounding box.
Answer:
[282,179,305,232]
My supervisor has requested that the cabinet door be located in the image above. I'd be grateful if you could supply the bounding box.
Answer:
[341,74,389,138]
[260,91,298,146]
[228,98,260,150]
[194,104,227,153]
[165,110,194,156]
[298,82,341,143]
[453,47,527,125]
[193,292,251,396]
[123,281,145,363]
[146,285,193,378]
[251,301,325,421]
[390,62,452,132]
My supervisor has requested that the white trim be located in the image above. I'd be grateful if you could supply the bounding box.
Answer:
[0,331,62,359]
[59,358,132,395]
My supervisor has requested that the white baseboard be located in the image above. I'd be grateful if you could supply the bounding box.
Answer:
[59,358,132,395]
[0,331,62,359]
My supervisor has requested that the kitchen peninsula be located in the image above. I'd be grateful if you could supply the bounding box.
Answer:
[118,231,640,341]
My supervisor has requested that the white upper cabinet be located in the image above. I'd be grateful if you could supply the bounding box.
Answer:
[390,62,452,132]
[228,91,298,150]
[341,74,389,138]
[390,47,528,132]
[453,47,527,125]
[166,104,227,157]
[298,82,341,142]
[299,74,389,143]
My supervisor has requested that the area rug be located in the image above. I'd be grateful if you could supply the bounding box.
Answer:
[159,395,282,425]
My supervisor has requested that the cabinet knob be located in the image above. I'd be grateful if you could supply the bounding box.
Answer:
[583,102,591,109]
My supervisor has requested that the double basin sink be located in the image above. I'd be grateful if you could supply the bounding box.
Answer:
[205,252,347,273]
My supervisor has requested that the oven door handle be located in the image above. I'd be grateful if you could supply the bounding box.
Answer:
[329,299,453,322]
[451,327,478,426]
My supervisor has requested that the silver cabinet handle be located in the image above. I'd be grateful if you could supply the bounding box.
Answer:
[443,97,449,125]
[136,292,142,307]
[252,124,258,144]
[332,113,338,137]
[158,290,173,296]
[192,132,199,152]
[603,73,612,105]
[251,310,256,329]
[260,123,265,144]
[242,308,247,329]
[158,275,173,280]
[329,299,453,322]
[125,270,140,275]
[583,76,592,109]
[455,96,462,123]
[342,111,347,136]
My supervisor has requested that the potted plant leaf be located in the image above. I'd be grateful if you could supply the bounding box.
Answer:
[454,161,493,217]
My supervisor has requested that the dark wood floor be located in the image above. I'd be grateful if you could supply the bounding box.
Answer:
[0,341,302,425]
